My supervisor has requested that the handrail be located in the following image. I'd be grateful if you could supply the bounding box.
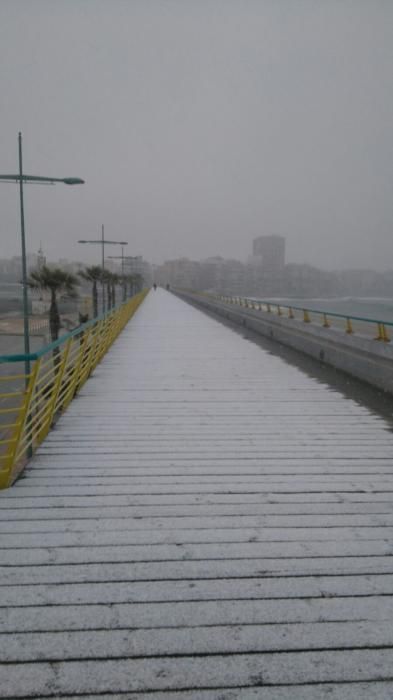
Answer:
[0,300,132,363]
[0,289,148,488]
[207,293,392,343]
[248,298,393,328]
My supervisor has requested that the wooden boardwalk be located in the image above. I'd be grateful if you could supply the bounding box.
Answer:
[1,288,393,699]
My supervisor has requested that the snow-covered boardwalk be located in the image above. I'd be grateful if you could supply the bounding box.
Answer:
[1,288,393,699]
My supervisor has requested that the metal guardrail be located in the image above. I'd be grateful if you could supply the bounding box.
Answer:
[0,290,148,489]
[214,295,392,342]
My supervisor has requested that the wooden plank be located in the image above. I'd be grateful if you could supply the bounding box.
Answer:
[2,596,393,634]
[3,620,393,662]
[36,684,393,700]
[1,650,393,697]
[1,527,393,549]
[2,555,393,584]
[2,573,393,606]
[1,501,393,522]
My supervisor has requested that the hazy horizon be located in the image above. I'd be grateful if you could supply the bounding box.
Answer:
[1,1,392,271]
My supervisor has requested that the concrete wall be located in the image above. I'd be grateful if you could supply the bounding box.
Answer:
[174,289,393,395]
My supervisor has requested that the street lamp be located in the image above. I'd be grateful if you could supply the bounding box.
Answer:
[107,247,127,275]
[0,132,84,381]
[78,227,127,312]
[108,247,130,302]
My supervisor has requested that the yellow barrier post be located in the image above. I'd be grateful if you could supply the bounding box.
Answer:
[91,317,110,369]
[60,332,91,410]
[375,323,383,341]
[346,318,354,334]
[73,328,95,394]
[323,313,330,328]
[96,313,116,363]
[303,310,311,323]
[375,323,390,342]
[0,359,41,488]
[83,321,101,375]
[37,337,72,443]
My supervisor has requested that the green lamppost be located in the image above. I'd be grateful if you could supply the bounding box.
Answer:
[108,246,129,301]
[0,132,84,380]
[78,229,128,312]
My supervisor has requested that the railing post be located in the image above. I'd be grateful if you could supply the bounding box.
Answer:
[37,337,72,443]
[60,331,91,410]
[303,309,310,323]
[323,313,330,328]
[375,322,390,342]
[346,318,353,334]
[89,320,105,370]
[0,358,41,488]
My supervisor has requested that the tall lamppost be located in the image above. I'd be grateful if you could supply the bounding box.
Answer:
[108,246,129,301]
[0,132,84,380]
[78,228,128,312]
[108,245,127,276]
[123,256,143,296]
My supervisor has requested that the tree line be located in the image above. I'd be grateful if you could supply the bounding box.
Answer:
[28,265,144,343]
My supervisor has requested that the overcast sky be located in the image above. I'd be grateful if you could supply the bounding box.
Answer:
[0,0,392,270]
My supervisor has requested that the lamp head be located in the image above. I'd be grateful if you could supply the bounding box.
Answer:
[63,177,85,185]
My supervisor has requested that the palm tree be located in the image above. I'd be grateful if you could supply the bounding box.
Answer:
[125,273,144,298]
[78,265,102,318]
[102,271,114,309]
[110,273,120,308]
[119,274,127,302]
[28,266,78,342]
[125,274,134,298]
[133,273,144,293]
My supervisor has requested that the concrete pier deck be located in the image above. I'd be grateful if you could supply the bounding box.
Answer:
[1,288,393,698]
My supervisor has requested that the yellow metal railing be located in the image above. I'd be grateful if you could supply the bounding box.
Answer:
[213,295,392,343]
[0,290,148,489]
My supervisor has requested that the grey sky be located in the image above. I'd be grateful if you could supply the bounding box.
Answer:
[0,0,392,270]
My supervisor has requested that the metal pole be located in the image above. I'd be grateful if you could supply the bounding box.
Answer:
[121,246,126,302]
[18,132,31,384]
[101,224,105,313]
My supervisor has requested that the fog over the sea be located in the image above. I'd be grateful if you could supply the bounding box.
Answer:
[0,0,392,270]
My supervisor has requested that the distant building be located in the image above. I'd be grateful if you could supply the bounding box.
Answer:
[252,235,285,271]
[122,256,152,286]
[156,258,200,289]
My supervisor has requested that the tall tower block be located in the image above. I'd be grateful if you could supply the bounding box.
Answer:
[252,235,285,271]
